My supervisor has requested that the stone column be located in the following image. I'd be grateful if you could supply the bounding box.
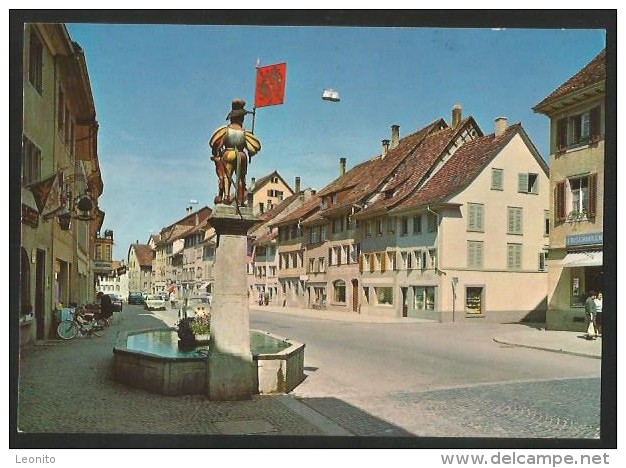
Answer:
[207,204,259,400]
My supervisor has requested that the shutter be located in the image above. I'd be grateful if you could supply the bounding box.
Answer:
[328,248,333,266]
[468,242,475,268]
[369,254,375,273]
[556,118,568,151]
[590,106,601,141]
[359,253,363,273]
[518,173,528,193]
[477,242,483,268]
[516,207,523,233]
[588,173,598,217]
[507,207,515,233]
[381,253,387,273]
[477,205,484,231]
[507,245,514,269]
[555,181,566,221]
[468,204,476,230]
[515,245,522,270]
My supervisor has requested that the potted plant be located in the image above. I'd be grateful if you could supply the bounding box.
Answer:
[175,312,211,349]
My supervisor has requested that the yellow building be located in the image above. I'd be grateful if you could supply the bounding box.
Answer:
[20,23,103,345]
[533,49,606,331]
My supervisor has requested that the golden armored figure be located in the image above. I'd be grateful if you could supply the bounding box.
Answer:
[209,99,261,205]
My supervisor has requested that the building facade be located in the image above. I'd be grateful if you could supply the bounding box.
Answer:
[127,242,154,294]
[533,49,606,331]
[270,106,550,322]
[249,171,295,215]
[20,23,103,345]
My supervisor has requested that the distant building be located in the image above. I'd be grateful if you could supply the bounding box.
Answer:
[248,170,295,215]
[533,49,606,331]
[127,242,154,294]
[97,260,129,301]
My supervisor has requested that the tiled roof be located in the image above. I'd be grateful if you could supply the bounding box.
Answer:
[273,192,321,226]
[132,244,153,268]
[355,118,478,217]
[316,119,446,209]
[253,230,277,246]
[391,123,522,212]
[533,49,606,112]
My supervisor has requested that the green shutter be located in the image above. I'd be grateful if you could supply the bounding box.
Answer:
[518,173,528,193]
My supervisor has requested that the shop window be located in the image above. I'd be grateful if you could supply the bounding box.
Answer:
[374,287,393,305]
[413,286,435,310]
[466,286,483,314]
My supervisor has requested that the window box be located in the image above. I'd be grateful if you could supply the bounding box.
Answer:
[566,210,588,223]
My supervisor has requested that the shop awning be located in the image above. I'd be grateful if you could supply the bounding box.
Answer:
[562,251,603,267]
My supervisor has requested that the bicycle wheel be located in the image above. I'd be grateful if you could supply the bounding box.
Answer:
[92,319,108,337]
[57,320,78,340]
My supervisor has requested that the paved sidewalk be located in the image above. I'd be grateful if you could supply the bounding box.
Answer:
[15,305,600,447]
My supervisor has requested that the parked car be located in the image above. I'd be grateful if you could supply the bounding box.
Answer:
[110,294,123,312]
[128,292,145,305]
[178,296,211,319]
[145,294,166,311]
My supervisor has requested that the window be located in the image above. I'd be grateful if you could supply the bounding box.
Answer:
[554,174,597,222]
[491,168,504,190]
[507,207,523,235]
[467,241,483,269]
[413,286,435,310]
[400,217,409,236]
[374,287,393,305]
[318,257,326,273]
[507,243,522,270]
[466,286,483,314]
[58,88,65,133]
[518,173,538,194]
[310,226,319,244]
[388,251,396,271]
[376,218,384,236]
[365,221,372,237]
[429,249,437,269]
[387,218,395,235]
[544,210,550,236]
[333,280,346,303]
[29,31,43,93]
[467,203,484,232]
[412,215,422,234]
[556,106,601,150]
[427,213,438,232]
[538,251,548,271]
[22,136,41,185]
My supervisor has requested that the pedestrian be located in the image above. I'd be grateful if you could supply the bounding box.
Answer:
[584,290,598,340]
[96,291,113,322]
[594,291,603,336]
[169,288,177,309]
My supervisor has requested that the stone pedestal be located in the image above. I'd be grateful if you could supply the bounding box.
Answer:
[207,204,260,401]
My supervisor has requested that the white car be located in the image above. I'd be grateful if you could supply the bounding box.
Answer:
[144,294,166,311]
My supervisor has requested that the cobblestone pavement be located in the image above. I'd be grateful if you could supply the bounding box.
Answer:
[16,310,326,437]
[297,377,601,438]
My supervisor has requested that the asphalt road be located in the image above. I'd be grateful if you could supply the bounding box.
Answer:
[249,308,602,438]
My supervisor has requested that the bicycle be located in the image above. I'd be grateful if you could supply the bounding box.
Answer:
[56,307,109,340]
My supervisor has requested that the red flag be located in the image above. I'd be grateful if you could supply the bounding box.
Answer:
[254,63,287,108]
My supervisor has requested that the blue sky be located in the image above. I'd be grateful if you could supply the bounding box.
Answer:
[64,22,606,259]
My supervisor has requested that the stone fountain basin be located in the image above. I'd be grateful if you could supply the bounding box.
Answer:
[113,328,305,396]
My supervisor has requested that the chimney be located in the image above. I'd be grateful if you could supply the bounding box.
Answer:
[391,125,400,149]
[295,176,301,194]
[495,116,508,137]
[452,104,462,129]
[251,177,256,188]
[381,139,390,157]
[339,157,346,176]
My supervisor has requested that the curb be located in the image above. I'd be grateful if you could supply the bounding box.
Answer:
[492,337,601,360]
[274,394,354,436]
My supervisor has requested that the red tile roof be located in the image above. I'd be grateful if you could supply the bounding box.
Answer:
[132,244,153,268]
[272,191,321,226]
[533,49,606,112]
[355,118,480,217]
[390,123,529,212]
